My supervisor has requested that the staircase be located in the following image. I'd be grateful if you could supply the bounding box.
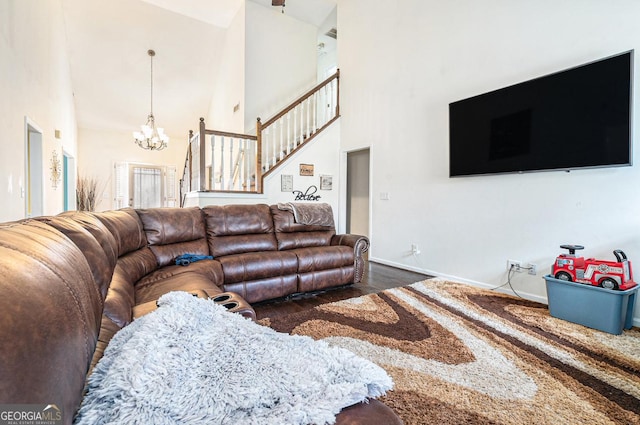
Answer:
[180,70,340,206]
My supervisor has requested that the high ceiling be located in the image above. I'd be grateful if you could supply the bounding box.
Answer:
[61,0,337,141]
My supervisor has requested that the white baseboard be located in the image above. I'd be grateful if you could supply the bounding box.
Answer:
[368,257,640,329]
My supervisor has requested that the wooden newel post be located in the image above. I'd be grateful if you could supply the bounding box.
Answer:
[256,117,263,194]
[199,117,206,191]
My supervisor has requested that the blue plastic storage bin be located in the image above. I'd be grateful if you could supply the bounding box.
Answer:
[544,275,638,335]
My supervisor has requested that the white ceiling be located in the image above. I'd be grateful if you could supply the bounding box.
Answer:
[61,0,337,141]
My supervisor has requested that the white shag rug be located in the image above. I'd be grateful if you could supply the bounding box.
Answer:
[74,292,393,425]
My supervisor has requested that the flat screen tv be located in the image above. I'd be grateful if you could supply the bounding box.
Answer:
[449,51,633,177]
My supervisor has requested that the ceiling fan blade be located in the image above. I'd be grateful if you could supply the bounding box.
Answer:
[272,0,285,6]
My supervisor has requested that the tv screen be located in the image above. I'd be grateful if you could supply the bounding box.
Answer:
[449,51,633,177]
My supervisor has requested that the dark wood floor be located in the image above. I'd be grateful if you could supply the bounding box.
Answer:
[252,262,432,320]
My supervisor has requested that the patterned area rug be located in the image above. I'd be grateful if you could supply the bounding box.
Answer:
[260,279,640,425]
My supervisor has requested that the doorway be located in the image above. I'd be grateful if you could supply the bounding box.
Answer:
[25,118,44,217]
[114,162,177,209]
[130,165,164,209]
[346,148,370,236]
[63,152,76,211]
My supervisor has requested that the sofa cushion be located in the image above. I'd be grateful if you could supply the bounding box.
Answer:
[134,271,224,305]
[294,246,354,272]
[203,204,278,257]
[293,246,355,293]
[298,268,355,292]
[101,247,157,331]
[93,208,147,256]
[136,260,223,287]
[217,251,298,284]
[137,207,209,267]
[224,275,299,304]
[270,205,336,250]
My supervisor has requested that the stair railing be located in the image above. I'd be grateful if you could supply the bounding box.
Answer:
[179,70,339,204]
[258,70,340,177]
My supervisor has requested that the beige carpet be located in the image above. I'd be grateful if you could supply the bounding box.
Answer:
[260,279,640,425]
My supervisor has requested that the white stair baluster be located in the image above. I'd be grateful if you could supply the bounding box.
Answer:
[313,91,318,133]
[286,112,291,155]
[220,136,225,190]
[214,134,216,189]
[248,140,254,190]
[271,122,277,169]
[228,138,234,190]
[293,104,298,147]
[300,100,304,139]
[278,120,282,162]
[265,126,270,171]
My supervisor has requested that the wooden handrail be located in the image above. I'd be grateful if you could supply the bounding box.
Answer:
[204,128,257,140]
[261,70,339,129]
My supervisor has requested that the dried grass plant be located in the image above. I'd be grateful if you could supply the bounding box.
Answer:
[76,175,100,212]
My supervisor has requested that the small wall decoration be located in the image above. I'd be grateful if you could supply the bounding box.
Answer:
[50,150,62,189]
[320,175,333,190]
[299,163,314,176]
[281,174,293,191]
[293,185,321,201]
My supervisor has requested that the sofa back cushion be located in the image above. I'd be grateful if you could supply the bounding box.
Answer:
[93,208,147,257]
[203,204,278,257]
[38,212,118,301]
[270,205,336,250]
[0,220,102,424]
[137,207,209,267]
[87,208,154,372]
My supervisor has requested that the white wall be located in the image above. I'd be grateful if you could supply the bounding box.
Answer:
[338,0,640,321]
[244,1,318,132]
[0,0,77,221]
[207,2,246,133]
[317,7,337,81]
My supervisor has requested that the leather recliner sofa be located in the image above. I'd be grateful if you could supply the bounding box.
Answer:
[0,203,401,424]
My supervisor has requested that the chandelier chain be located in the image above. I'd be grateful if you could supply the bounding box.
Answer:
[149,49,154,117]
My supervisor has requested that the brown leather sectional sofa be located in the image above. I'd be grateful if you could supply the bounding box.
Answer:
[0,203,401,424]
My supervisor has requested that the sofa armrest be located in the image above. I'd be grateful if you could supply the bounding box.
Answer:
[331,234,370,283]
[331,234,370,254]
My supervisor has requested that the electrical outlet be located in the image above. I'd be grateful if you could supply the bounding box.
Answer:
[507,259,523,272]
[528,263,537,275]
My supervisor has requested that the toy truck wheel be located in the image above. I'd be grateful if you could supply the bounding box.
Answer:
[555,271,572,281]
[599,277,618,290]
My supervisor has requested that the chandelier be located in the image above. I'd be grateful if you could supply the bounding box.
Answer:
[133,49,169,151]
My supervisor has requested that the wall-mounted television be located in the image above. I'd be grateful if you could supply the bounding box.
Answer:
[449,51,633,177]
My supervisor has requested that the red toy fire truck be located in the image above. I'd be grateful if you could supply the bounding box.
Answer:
[552,244,637,290]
